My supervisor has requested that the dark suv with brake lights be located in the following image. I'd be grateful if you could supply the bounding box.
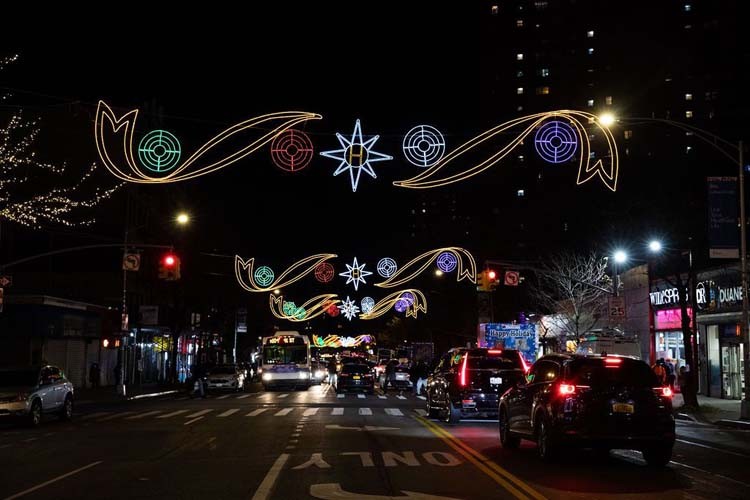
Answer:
[498,354,675,466]
[427,348,526,423]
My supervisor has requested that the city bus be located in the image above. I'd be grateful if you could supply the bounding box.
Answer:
[260,331,311,390]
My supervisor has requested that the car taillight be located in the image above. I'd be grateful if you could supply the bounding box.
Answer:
[559,383,576,395]
[654,386,673,398]
[604,357,622,367]
[459,353,468,387]
[488,349,503,354]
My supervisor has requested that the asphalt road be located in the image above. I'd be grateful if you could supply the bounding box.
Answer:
[1,383,749,500]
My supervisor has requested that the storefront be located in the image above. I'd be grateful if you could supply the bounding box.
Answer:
[649,279,690,375]
[695,266,746,399]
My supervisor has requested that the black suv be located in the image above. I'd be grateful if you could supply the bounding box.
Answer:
[498,354,675,466]
[427,347,526,423]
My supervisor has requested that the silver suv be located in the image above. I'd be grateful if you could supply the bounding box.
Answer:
[0,365,75,426]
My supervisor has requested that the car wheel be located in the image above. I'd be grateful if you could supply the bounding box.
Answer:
[59,395,73,421]
[443,395,461,424]
[426,393,440,419]
[642,445,672,468]
[537,418,558,462]
[28,400,42,427]
[499,408,520,449]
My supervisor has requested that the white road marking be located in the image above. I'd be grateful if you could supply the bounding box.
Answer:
[157,410,190,419]
[246,408,268,417]
[676,438,750,458]
[251,453,289,500]
[278,394,289,399]
[357,394,365,399]
[275,408,294,416]
[97,412,134,422]
[3,461,102,500]
[236,394,251,399]
[332,408,344,415]
[184,417,204,426]
[291,433,301,437]
[309,483,460,499]
[216,394,231,400]
[185,409,213,418]
[125,410,162,420]
[396,395,407,400]
[303,408,319,416]
[218,409,240,417]
[359,408,372,416]
[377,395,387,399]
[417,396,426,400]
[385,408,404,416]
[414,409,428,416]
[337,393,345,399]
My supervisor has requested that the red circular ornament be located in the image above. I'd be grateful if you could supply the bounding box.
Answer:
[270,129,314,172]
[326,303,340,317]
[315,262,335,283]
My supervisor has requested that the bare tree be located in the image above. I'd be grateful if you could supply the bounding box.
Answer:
[530,252,611,350]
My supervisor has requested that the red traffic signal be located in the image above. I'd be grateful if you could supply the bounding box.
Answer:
[164,254,176,267]
[487,270,497,280]
[158,253,181,280]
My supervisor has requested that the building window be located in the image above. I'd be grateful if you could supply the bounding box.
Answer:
[516,70,524,77]
[587,47,594,55]
[686,146,692,153]
[517,87,524,95]
[516,53,524,61]
[684,4,692,12]
[686,110,693,118]
[518,155,525,162]
[540,68,549,77]
[605,95,613,105]
[516,19,524,27]
[536,86,550,95]
[534,1,549,10]
[517,189,525,197]
[685,93,693,101]
[587,30,595,38]
[587,99,594,107]
[624,130,633,139]
[491,5,499,15]
[517,105,524,112]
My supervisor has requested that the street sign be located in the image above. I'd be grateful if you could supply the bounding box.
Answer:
[608,296,626,319]
[122,252,141,271]
[504,270,520,286]
[0,275,12,287]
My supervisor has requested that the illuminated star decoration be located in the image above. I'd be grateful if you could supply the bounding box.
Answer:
[320,119,393,192]
[339,257,373,291]
[338,296,360,321]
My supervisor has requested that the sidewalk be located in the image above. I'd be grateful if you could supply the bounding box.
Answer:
[75,383,183,405]
[673,393,750,428]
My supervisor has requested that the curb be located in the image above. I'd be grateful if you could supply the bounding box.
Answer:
[675,412,699,423]
[126,390,180,401]
[714,419,750,430]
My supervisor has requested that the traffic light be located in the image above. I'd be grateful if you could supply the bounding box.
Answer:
[486,269,499,290]
[158,252,181,280]
[477,269,499,292]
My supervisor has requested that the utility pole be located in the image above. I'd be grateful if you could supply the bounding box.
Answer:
[739,141,750,419]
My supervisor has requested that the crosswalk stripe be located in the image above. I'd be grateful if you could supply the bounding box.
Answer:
[377,395,387,399]
[303,408,319,416]
[415,409,428,416]
[359,408,372,416]
[331,408,344,415]
[186,409,213,418]
[97,411,134,421]
[246,408,268,417]
[216,394,231,400]
[126,410,162,420]
[357,394,365,399]
[417,396,426,400]
[236,394,251,399]
[337,393,345,399]
[80,412,110,420]
[157,410,190,419]
[274,408,294,416]
[218,409,240,417]
[385,408,404,416]
[396,395,407,400]
[278,394,289,399]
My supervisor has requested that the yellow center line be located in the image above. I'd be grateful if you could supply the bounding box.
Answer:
[415,416,547,500]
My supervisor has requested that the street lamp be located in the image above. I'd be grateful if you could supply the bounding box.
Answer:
[648,240,663,253]
[176,212,190,225]
[599,112,616,127]
[434,269,444,277]
[613,250,628,264]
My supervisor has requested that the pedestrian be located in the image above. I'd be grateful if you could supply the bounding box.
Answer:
[385,359,398,390]
[327,357,337,386]
[416,361,428,396]
[665,359,676,391]
[652,358,666,386]
[89,362,100,388]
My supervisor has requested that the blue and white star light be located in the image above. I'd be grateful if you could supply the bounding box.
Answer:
[338,296,360,321]
[339,257,373,291]
[320,119,393,192]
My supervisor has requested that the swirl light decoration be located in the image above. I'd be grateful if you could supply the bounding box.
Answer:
[94,101,321,183]
[236,253,337,292]
[375,247,476,289]
[270,294,340,322]
[393,110,619,192]
[360,289,427,320]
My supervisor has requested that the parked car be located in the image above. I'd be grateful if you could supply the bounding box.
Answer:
[335,363,375,394]
[498,354,675,466]
[379,361,413,391]
[206,365,246,391]
[0,365,74,426]
[427,347,526,423]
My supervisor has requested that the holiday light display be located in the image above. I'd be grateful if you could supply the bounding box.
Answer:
[393,110,619,192]
[138,130,182,172]
[534,120,577,163]
[436,251,458,273]
[270,129,314,172]
[314,262,335,283]
[360,289,427,320]
[270,294,339,322]
[339,257,373,291]
[402,125,446,167]
[361,296,375,313]
[338,296,360,321]
[313,334,374,348]
[94,100,321,183]
[236,253,337,292]
[376,257,398,278]
[320,119,393,192]
[375,247,476,288]
[254,266,275,287]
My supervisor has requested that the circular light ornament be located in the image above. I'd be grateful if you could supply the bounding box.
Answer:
[361,297,375,314]
[534,120,578,164]
[376,257,398,278]
[138,130,182,172]
[315,262,335,283]
[270,129,314,172]
[402,125,446,167]
[436,251,458,273]
[254,266,275,287]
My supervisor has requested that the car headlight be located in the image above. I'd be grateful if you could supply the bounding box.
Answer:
[262,373,272,381]
[315,370,325,378]
[299,372,309,379]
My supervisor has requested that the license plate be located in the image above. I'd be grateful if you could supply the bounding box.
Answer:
[612,403,634,414]
[490,377,502,385]
[353,376,360,380]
